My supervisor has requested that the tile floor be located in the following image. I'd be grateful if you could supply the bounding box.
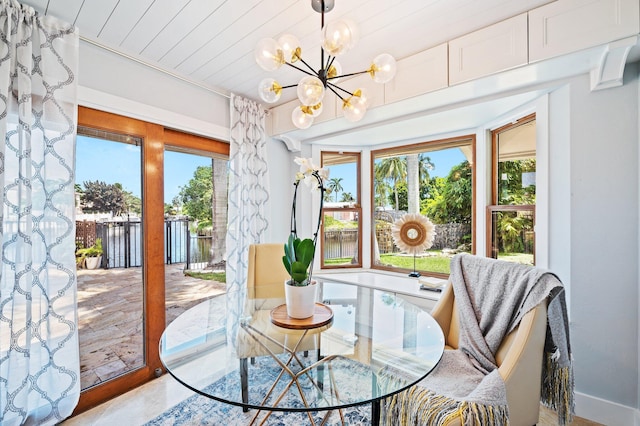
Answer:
[77,264,226,389]
[63,370,601,426]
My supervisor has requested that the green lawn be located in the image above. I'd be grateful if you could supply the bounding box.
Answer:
[184,271,226,283]
[324,257,354,265]
[379,252,452,274]
[497,252,534,265]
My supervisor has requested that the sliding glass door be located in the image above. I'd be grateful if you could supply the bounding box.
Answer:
[75,107,229,414]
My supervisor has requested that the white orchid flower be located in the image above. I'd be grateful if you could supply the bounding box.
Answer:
[293,157,327,192]
[294,157,315,175]
[302,174,319,189]
[317,167,330,180]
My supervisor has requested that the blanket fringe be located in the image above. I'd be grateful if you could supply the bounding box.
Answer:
[380,385,509,426]
[541,351,575,426]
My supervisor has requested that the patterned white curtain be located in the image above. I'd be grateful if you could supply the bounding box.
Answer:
[226,94,268,345]
[0,2,80,425]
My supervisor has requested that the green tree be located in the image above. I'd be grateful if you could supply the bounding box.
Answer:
[391,181,408,211]
[419,154,435,186]
[122,188,141,214]
[492,159,536,254]
[374,180,391,208]
[375,156,407,211]
[179,165,213,221]
[340,192,355,202]
[496,212,529,253]
[81,180,127,215]
[165,195,182,216]
[327,177,344,202]
[424,161,472,224]
[389,179,436,212]
[498,159,536,205]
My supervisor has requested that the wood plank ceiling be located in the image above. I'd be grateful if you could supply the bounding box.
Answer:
[20,0,553,105]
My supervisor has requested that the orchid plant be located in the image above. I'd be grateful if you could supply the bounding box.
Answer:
[282,157,329,286]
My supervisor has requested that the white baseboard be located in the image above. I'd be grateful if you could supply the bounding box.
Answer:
[575,391,638,425]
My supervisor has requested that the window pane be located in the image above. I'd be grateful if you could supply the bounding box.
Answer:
[322,209,360,266]
[490,115,536,265]
[496,119,536,205]
[372,138,474,276]
[164,149,228,326]
[488,209,535,265]
[321,152,361,268]
[322,152,359,204]
[75,130,144,390]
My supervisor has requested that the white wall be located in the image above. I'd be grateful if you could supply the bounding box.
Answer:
[264,136,292,243]
[562,66,639,409]
[78,41,229,140]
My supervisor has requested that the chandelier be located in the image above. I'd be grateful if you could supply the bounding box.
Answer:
[255,0,397,129]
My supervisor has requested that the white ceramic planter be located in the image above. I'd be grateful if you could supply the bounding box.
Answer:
[85,256,102,270]
[284,281,317,319]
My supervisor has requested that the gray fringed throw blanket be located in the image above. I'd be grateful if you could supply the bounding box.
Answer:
[381,253,574,425]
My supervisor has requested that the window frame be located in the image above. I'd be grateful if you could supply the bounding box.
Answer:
[370,135,476,278]
[320,151,362,269]
[487,113,536,264]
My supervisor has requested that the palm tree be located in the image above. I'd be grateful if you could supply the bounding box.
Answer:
[374,180,391,208]
[419,154,435,185]
[407,155,419,214]
[340,192,354,202]
[375,156,407,211]
[407,154,436,214]
[327,177,344,202]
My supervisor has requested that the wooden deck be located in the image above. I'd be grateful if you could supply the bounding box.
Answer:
[77,264,226,390]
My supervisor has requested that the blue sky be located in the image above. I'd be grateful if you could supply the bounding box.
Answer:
[76,136,466,203]
[76,135,212,202]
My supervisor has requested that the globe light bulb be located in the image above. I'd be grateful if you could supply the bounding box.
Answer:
[342,96,367,122]
[277,34,301,63]
[297,76,325,106]
[369,53,397,83]
[254,38,284,71]
[258,78,282,103]
[322,19,357,56]
[353,88,371,108]
[292,106,314,129]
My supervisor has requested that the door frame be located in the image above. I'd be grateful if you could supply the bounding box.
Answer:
[74,106,229,414]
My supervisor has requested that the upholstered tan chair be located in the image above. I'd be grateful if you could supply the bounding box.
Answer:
[430,283,548,426]
[246,243,289,300]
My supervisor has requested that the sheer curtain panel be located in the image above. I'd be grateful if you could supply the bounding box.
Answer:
[226,94,269,347]
[0,1,80,425]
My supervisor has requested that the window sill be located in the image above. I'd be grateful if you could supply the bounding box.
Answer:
[314,270,447,305]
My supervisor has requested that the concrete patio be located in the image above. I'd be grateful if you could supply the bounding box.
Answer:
[77,263,226,390]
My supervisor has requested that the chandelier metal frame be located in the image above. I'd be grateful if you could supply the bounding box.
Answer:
[255,0,397,129]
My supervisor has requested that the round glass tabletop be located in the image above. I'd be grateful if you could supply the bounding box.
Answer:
[159,280,444,414]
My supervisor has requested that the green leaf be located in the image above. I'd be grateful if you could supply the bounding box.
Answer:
[291,261,308,284]
[282,255,291,274]
[296,238,315,267]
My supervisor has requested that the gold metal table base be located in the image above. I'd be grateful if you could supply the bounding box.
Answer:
[240,322,346,426]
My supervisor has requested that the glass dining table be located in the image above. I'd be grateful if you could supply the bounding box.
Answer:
[159,279,445,426]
